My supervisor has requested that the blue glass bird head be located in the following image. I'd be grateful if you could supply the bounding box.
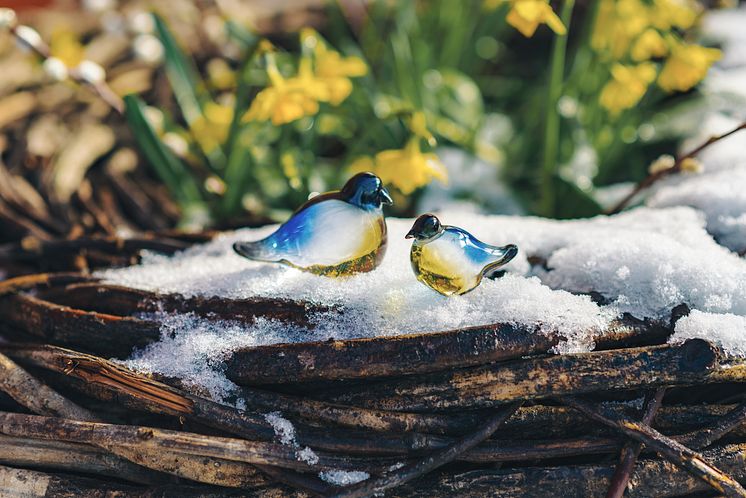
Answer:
[406,213,443,241]
[341,172,393,210]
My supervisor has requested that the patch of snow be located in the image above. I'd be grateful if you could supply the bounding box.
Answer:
[319,470,370,486]
[670,310,746,358]
[648,169,746,253]
[264,411,296,446]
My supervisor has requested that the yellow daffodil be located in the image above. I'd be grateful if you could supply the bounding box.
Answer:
[593,0,652,59]
[313,44,367,105]
[242,59,323,125]
[599,63,657,115]
[505,0,567,37]
[49,29,84,67]
[631,29,668,61]
[350,138,448,194]
[191,102,233,152]
[658,39,721,92]
[651,0,700,31]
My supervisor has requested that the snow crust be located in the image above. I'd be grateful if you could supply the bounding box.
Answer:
[319,470,370,486]
[671,311,746,358]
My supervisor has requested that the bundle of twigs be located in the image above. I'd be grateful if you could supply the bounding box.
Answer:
[0,271,745,497]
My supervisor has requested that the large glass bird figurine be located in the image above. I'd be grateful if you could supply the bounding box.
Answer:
[406,214,518,296]
[233,172,392,277]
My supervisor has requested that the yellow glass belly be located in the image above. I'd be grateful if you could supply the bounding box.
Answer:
[410,244,481,296]
[284,217,387,277]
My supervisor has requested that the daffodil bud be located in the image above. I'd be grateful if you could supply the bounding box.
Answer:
[14,25,44,53]
[133,34,163,65]
[0,8,17,29]
[648,154,675,175]
[680,157,702,174]
[75,60,106,84]
[43,57,68,81]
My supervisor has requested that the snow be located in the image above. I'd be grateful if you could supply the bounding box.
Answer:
[670,311,746,358]
[319,470,370,486]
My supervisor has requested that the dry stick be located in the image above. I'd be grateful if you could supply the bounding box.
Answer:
[0,349,280,491]
[0,411,398,473]
[0,435,169,485]
[559,396,746,498]
[396,444,746,498]
[606,387,667,498]
[329,402,523,498]
[680,401,746,450]
[9,25,124,114]
[0,352,100,420]
[607,121,746,215]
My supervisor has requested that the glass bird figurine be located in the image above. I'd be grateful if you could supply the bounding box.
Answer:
[233,172,392,277]
[406,214,518,296]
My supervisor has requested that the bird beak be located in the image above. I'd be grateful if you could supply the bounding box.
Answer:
[378,187,393,206]
[405,230,416,239]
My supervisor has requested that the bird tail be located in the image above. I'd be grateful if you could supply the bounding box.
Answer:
[232,240,280,262]
[483,244,518,278]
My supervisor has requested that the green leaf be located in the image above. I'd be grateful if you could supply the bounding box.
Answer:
[152,13,206,126]
[123,94,209,226]
[552,176,603,219]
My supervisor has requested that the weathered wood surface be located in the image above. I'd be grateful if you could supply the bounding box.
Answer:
[226,316,669,384]
[0,411,401,473]
[560,396,746,497]
[321,340,723,411]
[0,435,168,485]
[0,463,276,498]
[396,444,746,498]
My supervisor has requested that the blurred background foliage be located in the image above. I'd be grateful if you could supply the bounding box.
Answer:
[0,0,730,231]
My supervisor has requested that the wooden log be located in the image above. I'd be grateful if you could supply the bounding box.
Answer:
[0,272,90,297]
[321,340,722,411]
[396,444,746,498]
[226,315,669,384]
[0,292,160,357]
[0,411,401,473]
[560,396,746,497]
[0,463,270,498]
[101,444,273,490]
[0,352,98,420]
[0,234,191,261]
[0,435,168,485]
[37,282,334,327]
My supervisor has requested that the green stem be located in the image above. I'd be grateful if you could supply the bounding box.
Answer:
[540,0,575,217]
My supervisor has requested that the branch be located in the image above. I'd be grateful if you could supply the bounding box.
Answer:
[559,396,746,498]
[329,402,523,498]
[607,121,746,215]
[605,387,666,498]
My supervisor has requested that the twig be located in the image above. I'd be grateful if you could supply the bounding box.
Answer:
[395,444,746,498]
[0,411,397,473]
[559,396,746,498]
[680,401,746,450]
[606,387,667,498]
[0,352,99,421]
[607,121,746,214]
[8,24,124,114]
[329,402,523,498]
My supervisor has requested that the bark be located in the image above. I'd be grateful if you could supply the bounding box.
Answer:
[323,340,721,411]
[226,316,668,384]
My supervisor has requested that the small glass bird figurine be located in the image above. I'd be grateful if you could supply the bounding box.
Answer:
[406,214,518,296]
[233,172,392,277]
